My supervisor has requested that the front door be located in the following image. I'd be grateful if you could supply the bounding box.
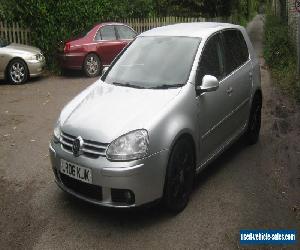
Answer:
[196,33,234,164]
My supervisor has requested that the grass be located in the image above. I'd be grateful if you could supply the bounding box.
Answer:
[264,14,300,102]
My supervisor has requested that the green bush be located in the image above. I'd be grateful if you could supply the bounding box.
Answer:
[0,0,261,71]
[264,14,300,102]
[264,15,294,69]
[1,0,153,71]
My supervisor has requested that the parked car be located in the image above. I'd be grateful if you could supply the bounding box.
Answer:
[0,37,45,84]
[50,22,262,213]
[58,22,137,77]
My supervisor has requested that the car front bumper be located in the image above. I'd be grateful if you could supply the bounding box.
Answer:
[49,140,169,208]
[26,59,45,77]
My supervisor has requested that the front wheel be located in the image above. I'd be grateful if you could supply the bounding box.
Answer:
[8,59,28,84]
[245,94,262,145]
[163,137,195,214]
[83,54,101,77]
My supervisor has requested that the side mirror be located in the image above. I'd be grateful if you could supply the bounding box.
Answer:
[102,66,109,75]
[196,75,219,95]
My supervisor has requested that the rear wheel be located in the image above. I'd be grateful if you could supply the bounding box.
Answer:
[7,59,28,84]
[245,94,262,145]
[163,137,195,214]
[83,53,101,77]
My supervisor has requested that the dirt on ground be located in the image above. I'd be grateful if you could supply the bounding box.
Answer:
[0,15,299,250]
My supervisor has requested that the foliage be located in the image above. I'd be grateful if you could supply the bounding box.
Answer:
[152,0,257,18]
[0,0,260,71]
[264,14,300,102]
[0,0,154,70]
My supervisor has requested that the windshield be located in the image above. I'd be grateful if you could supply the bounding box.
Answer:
[102,36,201,89]
[0,37,10,47]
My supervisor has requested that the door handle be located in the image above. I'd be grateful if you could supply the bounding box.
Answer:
[226,86,233,95]
[249,72,253,80]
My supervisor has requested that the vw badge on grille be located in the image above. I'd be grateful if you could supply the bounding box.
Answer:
[72,136,83,157]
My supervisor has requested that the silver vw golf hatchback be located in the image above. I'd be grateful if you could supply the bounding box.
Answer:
[49,22,262,213]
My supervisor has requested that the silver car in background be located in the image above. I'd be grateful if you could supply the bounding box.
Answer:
[49,22,262,213]
[0,37,45,84]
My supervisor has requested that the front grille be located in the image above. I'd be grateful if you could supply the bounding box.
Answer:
[60,173,102,201]
[60,131,108,158]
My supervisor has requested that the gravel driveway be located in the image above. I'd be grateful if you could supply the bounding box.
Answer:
[0,15,299,249]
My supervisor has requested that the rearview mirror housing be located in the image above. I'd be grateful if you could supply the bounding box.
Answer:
[196,75,219,95]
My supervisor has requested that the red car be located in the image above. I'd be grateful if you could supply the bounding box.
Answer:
[59,22,137,77]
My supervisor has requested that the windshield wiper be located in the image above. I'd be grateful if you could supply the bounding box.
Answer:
[148,84,184,89]
[112,82,146,89]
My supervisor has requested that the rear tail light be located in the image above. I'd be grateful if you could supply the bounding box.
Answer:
[64,43,71,53]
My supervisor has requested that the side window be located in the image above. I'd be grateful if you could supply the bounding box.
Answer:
[116,25,136,39]
[222,30,249,75]
[196,34,224,84]
[100,26,116,40]
[237,31,249,63]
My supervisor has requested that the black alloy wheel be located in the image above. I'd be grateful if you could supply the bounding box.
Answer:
[163,137,195,213]
[245,94,262,145]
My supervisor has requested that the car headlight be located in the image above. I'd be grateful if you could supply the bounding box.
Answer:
[36,53,44,61]
[53,120,61,143]
[28,53,43,61]
[106,129,149,161]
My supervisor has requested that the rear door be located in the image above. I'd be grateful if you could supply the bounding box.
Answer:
[95,25,124,65]
[115,25,136,47]
[220,29,252,134]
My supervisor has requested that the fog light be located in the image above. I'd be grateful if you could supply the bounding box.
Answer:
[111,189,135,205]
[124,190,134,204]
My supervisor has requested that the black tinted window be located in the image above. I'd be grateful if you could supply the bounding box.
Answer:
[100,26,116,40]
[222,30,249,75]
[197,34,224,84]
[116,25,136,39]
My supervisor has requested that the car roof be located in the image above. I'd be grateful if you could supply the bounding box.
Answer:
[96,22,126,27]
[139,22,241,38]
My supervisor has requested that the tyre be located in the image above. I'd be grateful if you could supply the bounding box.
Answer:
[245,94,262,145]
[83,53,101,77]
[7,59,28,84]
[163,137,195,213]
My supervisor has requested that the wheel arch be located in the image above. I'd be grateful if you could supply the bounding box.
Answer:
[168,130,197,168]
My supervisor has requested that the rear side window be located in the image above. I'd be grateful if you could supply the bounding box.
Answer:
[116,25,136,39]
[196,34,224,84]
[100,26,117,40]
[222,29,249,75]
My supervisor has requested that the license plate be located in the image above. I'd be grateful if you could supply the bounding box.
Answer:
[60,159,92,184]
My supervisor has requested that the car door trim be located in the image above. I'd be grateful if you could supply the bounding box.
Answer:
[197,122,247,172]
[201,97,250,140]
